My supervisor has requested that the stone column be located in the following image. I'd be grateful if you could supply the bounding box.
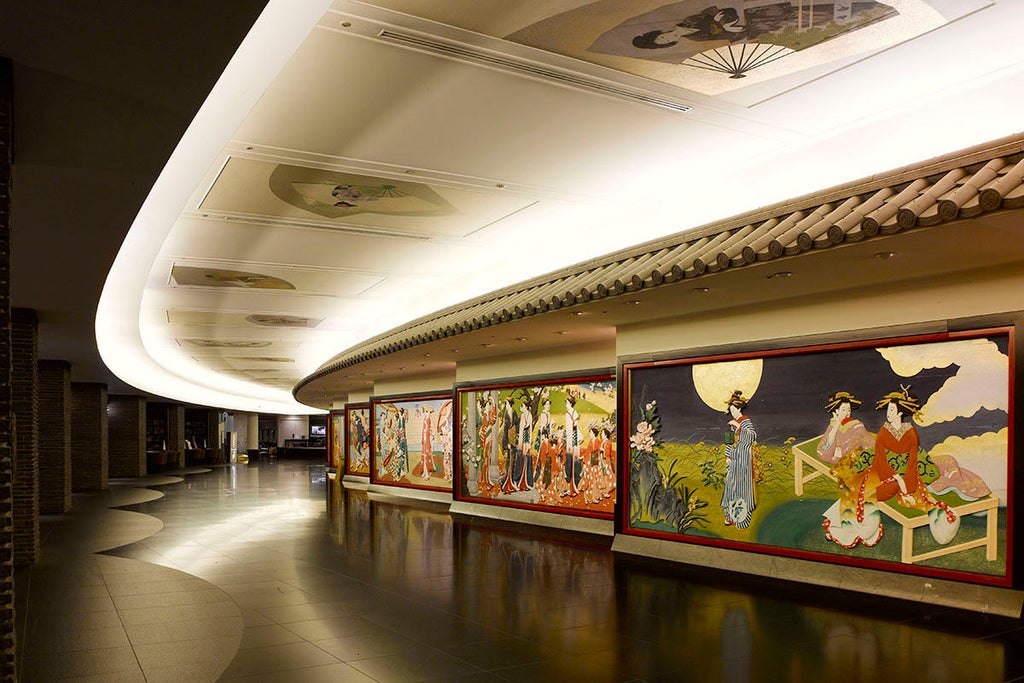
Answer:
[108,395,146,477]
[71,383,108,492]
[37,360,71,513]
[247,413,259,459]
[12,308,39,566]
[167,404,185,468]
[0,56,17,680]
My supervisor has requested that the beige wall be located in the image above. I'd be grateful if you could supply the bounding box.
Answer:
[372,370,455,398]
[617,265,1024,359]
[456,340,615,384]
[277,415,308,445]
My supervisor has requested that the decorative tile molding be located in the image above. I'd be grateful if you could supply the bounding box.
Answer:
[297,134,1024,398]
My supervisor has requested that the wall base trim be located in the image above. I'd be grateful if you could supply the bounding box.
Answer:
[342,475,370,490]
[367,484,452,505]
[449,501,614,537]
[611,534,1024,617]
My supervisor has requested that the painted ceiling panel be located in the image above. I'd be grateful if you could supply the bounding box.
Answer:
[166,310,324,328]
[161,216,488,277]
[169,262,384,298]
[199,157,538,238]
[178,338,302,351]
[361,0,988,98]
[232,27,786,196]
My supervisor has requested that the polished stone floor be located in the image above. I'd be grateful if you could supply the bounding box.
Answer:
[14,458,1024,682]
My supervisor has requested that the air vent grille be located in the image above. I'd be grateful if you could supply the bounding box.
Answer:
[377,30,693,114]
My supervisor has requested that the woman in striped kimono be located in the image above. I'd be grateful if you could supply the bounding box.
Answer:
[721,390,757,529]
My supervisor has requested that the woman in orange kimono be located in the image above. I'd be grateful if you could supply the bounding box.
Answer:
[839,387,959,547]
[578,423,601,504]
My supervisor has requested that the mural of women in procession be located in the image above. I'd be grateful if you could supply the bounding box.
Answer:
[622,328,1013,585]
[344,404,371,477]
[371,393,454,492]
[456,374,617,517]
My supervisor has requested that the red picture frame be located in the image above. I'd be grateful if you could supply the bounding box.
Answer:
[620,326,1015,587]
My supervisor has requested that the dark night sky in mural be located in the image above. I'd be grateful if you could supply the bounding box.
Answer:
[629,334,1009,449]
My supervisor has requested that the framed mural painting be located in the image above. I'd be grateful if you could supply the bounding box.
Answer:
[621,327,1014,586]
[344,404,371,477]
[455,372,617,517]
[370,392,454,493]
[328,409,345,469]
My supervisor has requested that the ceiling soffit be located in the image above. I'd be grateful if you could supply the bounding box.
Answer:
[295,133,1024,404]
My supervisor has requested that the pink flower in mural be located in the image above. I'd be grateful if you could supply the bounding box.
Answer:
[630,421,657,453]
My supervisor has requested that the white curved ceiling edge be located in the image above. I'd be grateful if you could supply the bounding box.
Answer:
[95,0,335,414]
[95,0,1024,414]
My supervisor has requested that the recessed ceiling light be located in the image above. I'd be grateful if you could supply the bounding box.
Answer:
[481,343,494,348]
[515,337,527,342]
[766,271,792,279]
[693,287,710,293]
[625,300,641,306]
[450,348,460,353]
[555,330,568,335]
[397,366,406,371]
[571,311,586,317]
[340,21,352,27]
[875,251,897,259]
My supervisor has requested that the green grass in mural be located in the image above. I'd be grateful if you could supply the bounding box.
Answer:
[631,440,1006,577]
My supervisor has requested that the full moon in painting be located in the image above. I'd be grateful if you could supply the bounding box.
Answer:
[692,358,763,410]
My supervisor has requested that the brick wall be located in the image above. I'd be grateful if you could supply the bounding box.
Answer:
[37,360,71,513]
[108,395,145,478]
[11,309,38,566]
[70,383,108,492]
[0,56,17,681]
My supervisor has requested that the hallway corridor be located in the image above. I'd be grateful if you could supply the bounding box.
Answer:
[15,459,1024,682]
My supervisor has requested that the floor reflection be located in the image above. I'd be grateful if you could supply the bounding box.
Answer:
[40,458,1022,682]
[324,476,1021,682]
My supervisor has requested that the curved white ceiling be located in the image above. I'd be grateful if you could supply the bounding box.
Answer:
[97,0,1024,413]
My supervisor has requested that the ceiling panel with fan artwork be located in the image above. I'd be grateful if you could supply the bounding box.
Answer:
[198,158,537,238]
[367,0,989,98]
[168,263,386,297]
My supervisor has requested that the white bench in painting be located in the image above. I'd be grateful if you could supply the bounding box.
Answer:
[791,437,999,565]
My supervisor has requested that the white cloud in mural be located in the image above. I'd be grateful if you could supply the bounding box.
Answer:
[877,339,1007,426]
[929,429,1008,504]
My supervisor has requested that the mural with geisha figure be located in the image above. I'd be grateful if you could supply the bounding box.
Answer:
[371,393,454,492]
[328,409,345,469]
[622,328,1013,585]
[345,404,371,477]
[456,375,617,516]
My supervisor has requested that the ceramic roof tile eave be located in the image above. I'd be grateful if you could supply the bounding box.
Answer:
[293,135,1024,404]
